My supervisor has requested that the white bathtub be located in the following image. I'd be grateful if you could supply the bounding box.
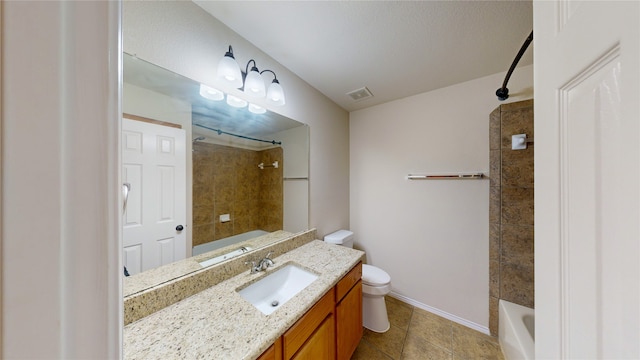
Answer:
[192,230,268,256]
[499,300,535,360]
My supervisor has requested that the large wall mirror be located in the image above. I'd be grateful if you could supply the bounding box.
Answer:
[122,52,309,296]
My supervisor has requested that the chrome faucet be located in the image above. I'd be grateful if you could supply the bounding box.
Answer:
[247,252,274,274]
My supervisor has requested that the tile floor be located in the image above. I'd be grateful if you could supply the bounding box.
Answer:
[351,297,505,360]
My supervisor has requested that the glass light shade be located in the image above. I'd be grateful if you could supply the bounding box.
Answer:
[216,55,243,88]
[248,103,267,114]
[226,94,248,108]
[266,80,286,106]
[243,68,266,98]
[199,84,224,101]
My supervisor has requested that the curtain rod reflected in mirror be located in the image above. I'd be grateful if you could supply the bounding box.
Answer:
[193,122,282,145]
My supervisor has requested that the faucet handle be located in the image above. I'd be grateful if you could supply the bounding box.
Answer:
[245,260,259,274]
[265,251,273,259]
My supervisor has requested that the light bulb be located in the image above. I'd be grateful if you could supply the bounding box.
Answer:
[248,103,266,114]
[199,84,224,101]
[266,79,285,106]
[244,66,266,98]
[226,94,247,108]
[216,48,242,88]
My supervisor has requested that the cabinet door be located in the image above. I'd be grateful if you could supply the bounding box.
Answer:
[283,289,335,359]
[257,338,282,360]
[291,314,335,360]
[336,280,363,360]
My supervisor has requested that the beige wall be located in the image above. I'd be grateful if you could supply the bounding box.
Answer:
[350,65,533,332]
[123,1,350,238]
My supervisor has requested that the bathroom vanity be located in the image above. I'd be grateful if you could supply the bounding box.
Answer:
[124,235,364,359]
[257,262,362,360]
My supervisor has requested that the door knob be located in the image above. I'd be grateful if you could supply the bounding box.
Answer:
[176,225,184,231]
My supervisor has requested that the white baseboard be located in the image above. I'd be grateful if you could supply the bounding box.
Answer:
[388,291,490,336]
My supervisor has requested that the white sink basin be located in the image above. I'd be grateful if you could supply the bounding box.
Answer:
[237,264,319,315]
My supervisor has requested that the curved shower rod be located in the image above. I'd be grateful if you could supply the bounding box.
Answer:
[496,30,533,101]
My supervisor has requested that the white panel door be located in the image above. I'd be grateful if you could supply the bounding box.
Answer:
[535,1,639,358]
[122,118,187,275]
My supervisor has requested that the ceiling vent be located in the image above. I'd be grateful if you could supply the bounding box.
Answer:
[346,87,373,102]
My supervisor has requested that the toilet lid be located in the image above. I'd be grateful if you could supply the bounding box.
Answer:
[362,264,390,286]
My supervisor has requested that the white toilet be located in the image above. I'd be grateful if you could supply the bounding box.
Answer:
[324,230,391,333]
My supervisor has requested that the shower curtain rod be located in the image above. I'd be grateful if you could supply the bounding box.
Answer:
[496,30,533,101]
[194,123,282,145]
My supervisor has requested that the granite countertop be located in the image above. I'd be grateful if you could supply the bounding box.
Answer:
[124,230,294,297]
[124,240,364,359]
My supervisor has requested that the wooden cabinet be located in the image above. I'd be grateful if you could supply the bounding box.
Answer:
[257,338,282,360]
[261,262,362,360]
[336,281,362,359]
[335,263,363,360]
[291,313,335,359]
[284,288,335,359]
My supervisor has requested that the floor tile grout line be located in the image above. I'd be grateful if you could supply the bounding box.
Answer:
[397,305,414,359]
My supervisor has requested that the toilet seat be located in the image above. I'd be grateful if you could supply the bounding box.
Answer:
[362,264,391,286]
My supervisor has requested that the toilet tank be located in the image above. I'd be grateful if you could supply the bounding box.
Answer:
[324,230,355,248]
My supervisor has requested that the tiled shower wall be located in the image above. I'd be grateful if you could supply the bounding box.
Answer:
[192,142,283,247]
[489,99,534,336]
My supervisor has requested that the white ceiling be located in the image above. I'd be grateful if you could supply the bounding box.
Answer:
[194,1,533,112]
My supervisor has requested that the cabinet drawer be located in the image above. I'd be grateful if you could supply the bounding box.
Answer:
[283,288,335,359]
[335,262,362,302]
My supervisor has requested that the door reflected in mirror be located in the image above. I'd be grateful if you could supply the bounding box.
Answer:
[122,53,309,297]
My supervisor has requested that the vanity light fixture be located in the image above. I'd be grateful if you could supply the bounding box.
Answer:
[216,46,243,88]
[248,103,267,114]
[226,94,248,108]
[216,45,286,106]
[199,84,224,101]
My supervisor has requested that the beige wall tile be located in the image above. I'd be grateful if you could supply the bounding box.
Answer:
[489,99,534,338]
[490,150,501,187]
[501,224,534,267]
[192,223,214,247]
[489,187,501,224]
[489,260,500,298]
[192,143,283,247]
[489,223,500,262]
[501,148,534,188]
[192,205,213,226]
[500,106,534,149]
[490,107,501,150]
[499,262,534,308]
[501,187,534,225]
[489,297,499,337]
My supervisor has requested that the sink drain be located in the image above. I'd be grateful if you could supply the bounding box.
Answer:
[271,300,279,307]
